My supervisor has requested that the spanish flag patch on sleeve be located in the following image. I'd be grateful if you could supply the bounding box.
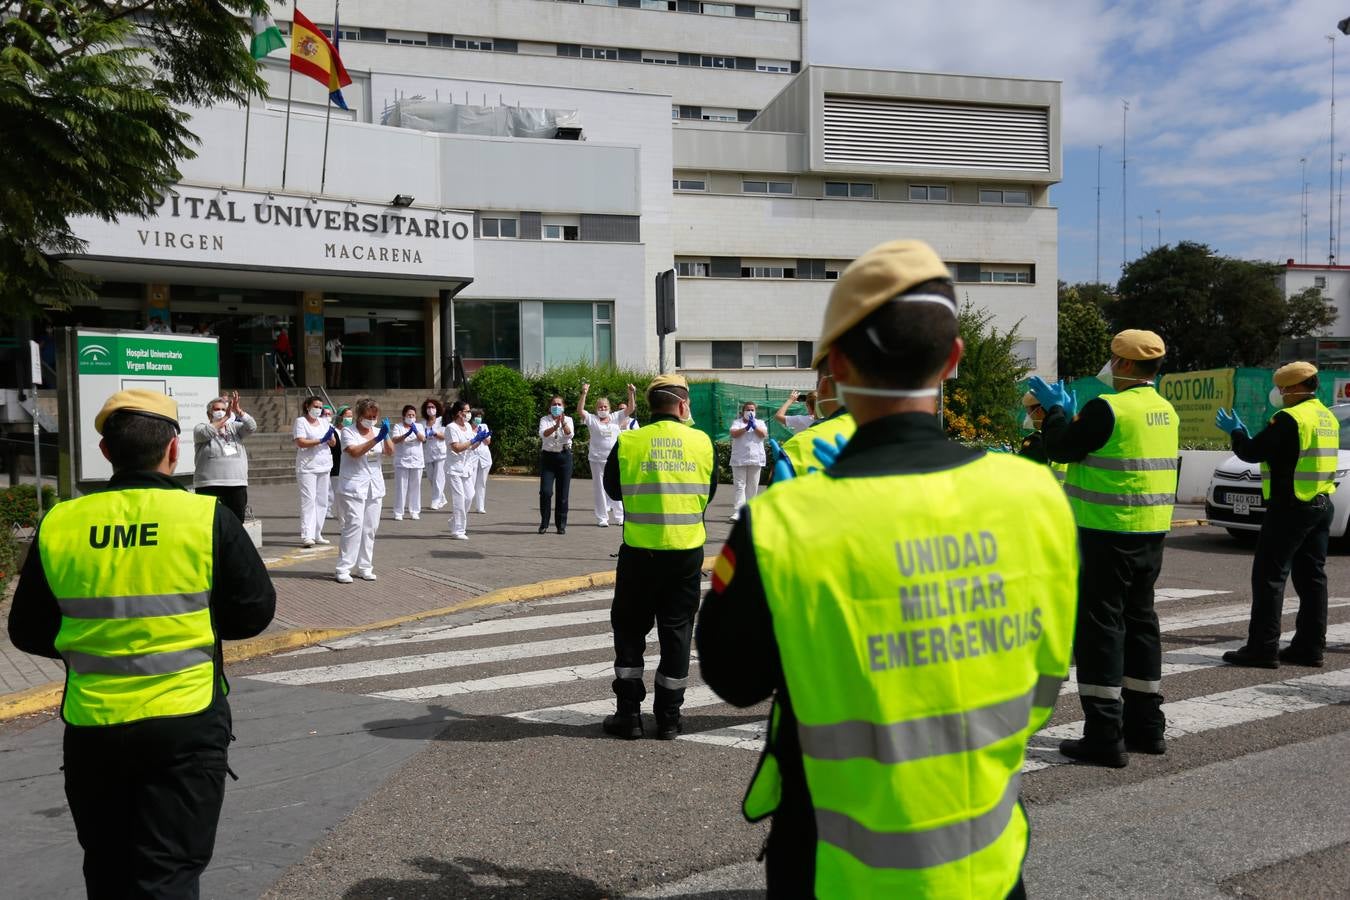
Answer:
[711,544,736,594]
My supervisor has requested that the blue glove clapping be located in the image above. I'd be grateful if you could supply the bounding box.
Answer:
[409,422,419,437]
[1215,408,1247,436]
[322,426,336,444]
[767,438,795,483]
[807,433,849,474]
[1027,376,1077,418]
[471,429,492,444]
[375,418,390,441]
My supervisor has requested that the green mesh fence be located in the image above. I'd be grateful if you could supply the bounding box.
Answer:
[688,381,814,443]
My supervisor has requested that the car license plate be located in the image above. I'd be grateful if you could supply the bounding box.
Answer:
[1233,494,1253,516]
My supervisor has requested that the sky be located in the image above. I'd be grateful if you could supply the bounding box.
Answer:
[807,0,1350,285]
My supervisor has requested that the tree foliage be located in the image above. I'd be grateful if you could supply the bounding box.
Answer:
[1111,242,1287,370]
[0,1,269,318]
[1282,286,1338,338]
[944,300,1030,446]
[1057,281,1113,378]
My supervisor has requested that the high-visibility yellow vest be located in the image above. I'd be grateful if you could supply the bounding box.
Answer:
[744,454,1077,897]
[1050,461,1068,484]
[781,411,856,477]
[1064,387,1179,533]
[1262,399,1339,501]
[39,488,219,727]
[617,420,714,550]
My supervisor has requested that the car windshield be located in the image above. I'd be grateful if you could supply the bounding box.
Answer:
[1337,406,1350,450]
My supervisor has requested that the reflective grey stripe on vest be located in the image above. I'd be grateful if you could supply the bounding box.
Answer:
[57,591,210,620]
[1122,676,1161,693]
[1080,455,1178,472]
[624,512,705,525]
[1079,683,1122,700]
[62,646,214,677]
[814,774,1021,870]
[621,482,709,495]
[1300,448,1339,459]
[799,677,1060,765]
[1293,471,1337,481]
[1063,485,1175,507]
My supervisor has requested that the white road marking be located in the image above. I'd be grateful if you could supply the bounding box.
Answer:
[1158,597,1350,633]
[322,608,612,650]
[1154,588,1231,603]
[680,722,768,750]
[510,685,724,727]
[370,654,661,701]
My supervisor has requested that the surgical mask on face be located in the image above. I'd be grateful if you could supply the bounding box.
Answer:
[404,416,415,425]
[342,417,353,427]
[1022,414,1036,431]
[1096,360,1116,387]
[597,409,610,419]
[1269,387,1312,407]
[210,409,226,421]
[360,418,376,429]
[425,408,437,419]
[307,407,321,419]
[472,416,482,426]
[550,405,563,417]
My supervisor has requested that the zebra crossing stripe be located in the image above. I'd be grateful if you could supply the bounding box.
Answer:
[369,654,662,701]
[510,685,725,726]
[1157,597,1350,633]
[322,607,612,651]
[1154,588,1231,603]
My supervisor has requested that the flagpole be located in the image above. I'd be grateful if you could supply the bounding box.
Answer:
[281,0,296,189]
[242,98,253,186]
[321,0,339,194]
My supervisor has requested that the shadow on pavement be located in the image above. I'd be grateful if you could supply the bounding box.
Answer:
[361,706,765,745]
[342,856,605,899]
[1164,533,1256,556]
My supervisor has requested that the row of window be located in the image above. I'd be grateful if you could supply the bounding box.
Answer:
[547,1,798,22]
[671,178,1033,206]
[676,338,1038,370]
[675,257,1036,284]
[481,217,580,241]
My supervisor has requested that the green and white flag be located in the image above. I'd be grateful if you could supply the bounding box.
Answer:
[250,13,285,59]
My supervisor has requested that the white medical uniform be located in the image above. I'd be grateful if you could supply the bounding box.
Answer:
[336,425,388,578]
[424,417,448,509]
[391,420,425,519]
[469,422,492,513]
[729,416,768,515]
[783,414,815,434]
[445,420,476,538]
[583,412,624,525]
[294,414,333,544]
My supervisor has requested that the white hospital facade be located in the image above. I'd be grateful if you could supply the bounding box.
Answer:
[53,0,1062,390]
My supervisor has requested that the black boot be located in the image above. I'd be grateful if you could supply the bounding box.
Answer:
[605,679,645,740]
[655,712,682,741]
[1222,646,1279,669]
[654,684,684,741]
[602,712,644,739]
[1058,737,1128,768]
[1278,644,1325,667]
[538,496,550,534]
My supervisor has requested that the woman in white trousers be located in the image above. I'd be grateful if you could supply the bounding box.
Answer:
[294,395,338,547]
[336,400,393,582]
[391,404,426,520]
[422,398,448,510]
[444,400,478,539]
[728,400,768,522]
[576,382,624,526]
[468,409,492,513]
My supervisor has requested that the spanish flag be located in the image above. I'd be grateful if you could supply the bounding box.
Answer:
[290,9,352,109]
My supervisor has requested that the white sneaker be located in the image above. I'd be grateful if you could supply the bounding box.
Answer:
[335,572,353,584]
[613,519,624,526]
[471,509,486,514]
[597,520,609,528]
[410,513,421,520]
[315,536,331,545]
[358,570,378,581]
[450,532,469,541]
[302,538,315,548]
[392,515,403,521]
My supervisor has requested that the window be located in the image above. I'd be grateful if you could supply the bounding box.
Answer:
[702,2,734,15]
[454,37,493,50]
[742,180,794,194]
[337,29,360,42]
[677,260,709,276]
[480,217,518,239]
[951,263,1033,283]
[980,270,1031,283]
[581,46,619,60]
[756,8,790,20]
[752,341,802,368]
[544,224,580,241]
[910,185,950,202]
[455,300,521,370]
[700,55,737,68]
[643,51,679,65]
[386,31,428,46]
[1315,276,1328,288]
[641,0,674,8]
[711,341,742,369]
[543,302,612,366]
[825,181,875,199]
[1012,339,1037,368]
[701,107,737,122]
[673,179,706,191]
[979,188,1031,206]
[756,59,791,73]
[585,0,619,5]
[740,266,795,278]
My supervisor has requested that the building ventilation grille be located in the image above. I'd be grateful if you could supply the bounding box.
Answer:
[822,96,1050,171]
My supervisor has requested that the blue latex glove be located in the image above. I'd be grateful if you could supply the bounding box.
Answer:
[409,422,419,437]
[375,418,390,442]
[1215,408,1247,436]
[767,438,795,483]
[807,433,849,473]
[746,414,757,430]
[322,426,336,444]
[471,429,492,445]
[1028,376,1077,417]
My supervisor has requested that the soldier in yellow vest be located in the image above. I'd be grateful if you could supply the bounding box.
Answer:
[1215,362,1339,668]
[697,240,1078,897]
[600,374,717,739]
[1031,329,1180,768]
[7,390,275,898]
[771,357,856,482]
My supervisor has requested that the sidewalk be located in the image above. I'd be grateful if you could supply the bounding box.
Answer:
[0,479,1213,700]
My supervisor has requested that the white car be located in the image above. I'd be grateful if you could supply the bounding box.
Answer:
[1205,402,1350,540]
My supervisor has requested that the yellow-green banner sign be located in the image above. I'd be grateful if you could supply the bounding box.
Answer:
[1159,368,1235,443]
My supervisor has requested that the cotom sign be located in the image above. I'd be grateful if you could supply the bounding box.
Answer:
[1159,368,1235,443]
[67,184,474,280]
[76,330,220,481]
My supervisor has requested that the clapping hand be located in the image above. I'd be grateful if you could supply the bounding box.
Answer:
[409,422,419,437]
[323,425,337,444]
[471,429,492,445]
[807,433,849,473]
[376,418,390,441]
[1215,408,1247,436]
[1028,377,1076,417]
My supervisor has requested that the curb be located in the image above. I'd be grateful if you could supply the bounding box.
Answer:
[0,557,717,723]
[1173,519,1208,528]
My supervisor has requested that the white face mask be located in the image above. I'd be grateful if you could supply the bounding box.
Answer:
[360,418,376,429]
[307,407,321,419]
[1022,414,1036,430]
[1096,360,1116,387]
[597,409,610,419]
[210,409,226,421]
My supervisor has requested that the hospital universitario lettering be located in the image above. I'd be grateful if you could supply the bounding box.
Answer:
[136,193,470,262]
[865,530,1043,672]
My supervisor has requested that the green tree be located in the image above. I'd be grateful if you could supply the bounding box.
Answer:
[1057,281,1112,378]
[944,300,1029,446]
[0,1,269,318]
[1282,286,1339,338]
[1111,242,1285,370]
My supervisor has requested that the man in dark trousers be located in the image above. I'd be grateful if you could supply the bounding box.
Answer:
[7,389,276,898]
[601,374,716,740]
[1216,362,1339,668]
[1032,330,1180,768]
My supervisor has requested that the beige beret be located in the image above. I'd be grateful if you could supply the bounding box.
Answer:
[94,389,180,434]
[1110,329,1166,361]
[1022,390,1040,408]
[1273,361,1318,387]
[647,373,690,402]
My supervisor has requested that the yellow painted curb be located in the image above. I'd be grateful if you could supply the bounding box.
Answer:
[1172,519,1208,528]
[2,557,718,721]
